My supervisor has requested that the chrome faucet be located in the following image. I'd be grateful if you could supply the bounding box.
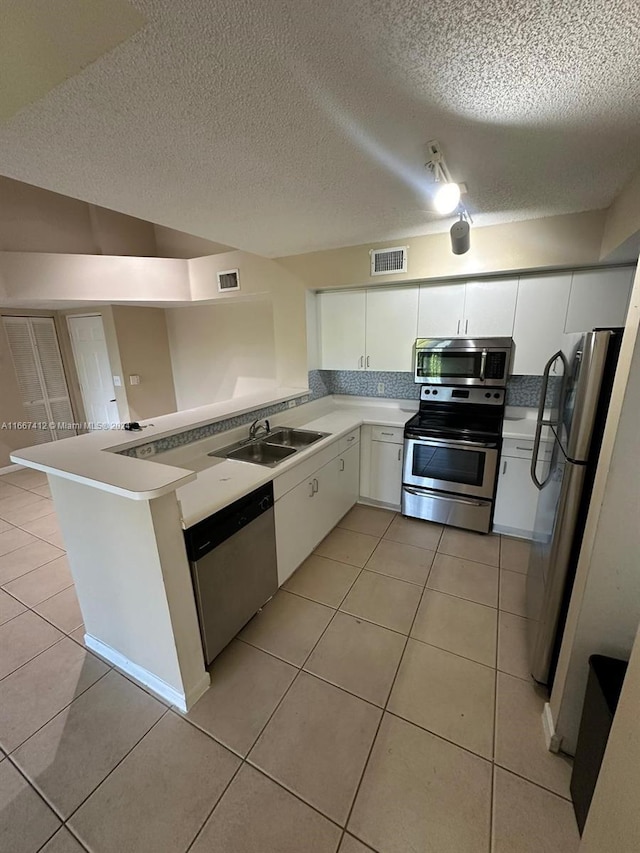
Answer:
[249,418,270,440]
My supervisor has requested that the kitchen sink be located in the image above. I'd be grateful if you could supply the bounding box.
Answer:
[263,427,329,448]
[207,426,330,467]
[226,443,297,466]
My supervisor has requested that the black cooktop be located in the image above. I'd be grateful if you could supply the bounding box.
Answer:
[405,403,503,442]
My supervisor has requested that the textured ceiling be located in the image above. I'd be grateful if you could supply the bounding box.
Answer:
[1,0,639,257]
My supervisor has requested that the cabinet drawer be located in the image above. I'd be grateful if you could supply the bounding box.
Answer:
[502,437,553,459]
[339,428,361,453]
[273,439,341,500]
[371,425,404,444]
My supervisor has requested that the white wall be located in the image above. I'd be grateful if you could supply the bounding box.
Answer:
[166,297,277,410]
[551,264,640,754]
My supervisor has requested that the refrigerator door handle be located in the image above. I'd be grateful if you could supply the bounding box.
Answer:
[531,350,562,490]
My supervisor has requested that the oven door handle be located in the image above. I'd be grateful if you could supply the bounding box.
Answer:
[406,436,498,450]
[403,487,487,507]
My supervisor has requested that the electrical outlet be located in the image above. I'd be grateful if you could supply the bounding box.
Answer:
[377,382,385,394]
[112,375,122,387]
[287,399,296,409]
[137,444,156,459]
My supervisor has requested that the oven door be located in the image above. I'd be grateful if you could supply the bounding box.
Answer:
[403,436,499,499]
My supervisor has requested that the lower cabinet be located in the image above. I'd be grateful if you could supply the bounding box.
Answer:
[274,436,360,584]
[359,424,404,508]
[493,438,553,539]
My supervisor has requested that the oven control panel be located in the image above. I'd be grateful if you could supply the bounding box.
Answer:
[419,385,504,405]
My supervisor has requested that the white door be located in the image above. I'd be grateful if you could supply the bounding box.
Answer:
[318,290,366,370]
[564,267,634,333]
[512,274,572,375]
[462,278,518,337]
[417,282,466,337]
[68,315,119,428]
[3,316,76,444]
[366,286,419,371]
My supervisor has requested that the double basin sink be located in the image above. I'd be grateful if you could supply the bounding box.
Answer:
[208,427,330,467]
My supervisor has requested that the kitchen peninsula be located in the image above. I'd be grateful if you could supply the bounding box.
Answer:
[10,388,415,711]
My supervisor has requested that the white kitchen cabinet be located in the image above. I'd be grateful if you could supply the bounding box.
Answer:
[417,278,517,339]
[274,433,360,584]
[365,286,419,371]
[319,286,418,371]
[318,289,366,370]
[359,424,404,508]
[493,439,553,538]
[565,267,634,333]
[462,278,519,337]
[417,281,466,337]
[512,273,572,375]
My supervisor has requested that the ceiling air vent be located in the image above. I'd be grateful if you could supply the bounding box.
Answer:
[217,269,240,292]
[369,246,408,276]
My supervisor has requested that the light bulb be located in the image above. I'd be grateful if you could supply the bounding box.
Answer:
[433,182,461,215]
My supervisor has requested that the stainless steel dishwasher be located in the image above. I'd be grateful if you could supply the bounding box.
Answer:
[183,482,278,665]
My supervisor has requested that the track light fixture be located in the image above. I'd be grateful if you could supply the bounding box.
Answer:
[425,140,472,254]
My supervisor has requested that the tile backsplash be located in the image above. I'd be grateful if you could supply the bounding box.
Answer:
[310,369,544,408]
[120,372,545,459]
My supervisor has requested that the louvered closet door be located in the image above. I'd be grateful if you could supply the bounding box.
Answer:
[3,317,76,443]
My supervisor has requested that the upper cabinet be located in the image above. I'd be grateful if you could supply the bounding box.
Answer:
[316,267,635,375]
[318,286,418,371]
[417,281,466,337]
[512,273,572,375]
[564,268,634,333]
[417,278,518,339]
[318,289,366,370]
[365,286,419,371]
[462,278,519,337]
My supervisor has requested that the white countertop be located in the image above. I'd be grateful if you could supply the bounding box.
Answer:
[11,392,550,523]
[176,400,414,526]
[9,386,309,500]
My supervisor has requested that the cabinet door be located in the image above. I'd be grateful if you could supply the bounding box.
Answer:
[512,274,572,375]
[463,278,518,337]
[369,440,403,507]
[565,267,634,333]
[333,443,360,522]
[318,290,366,370]
[417,282,466,337]
[365,286,418,371]
[493,456,539,537]
[274,475,320,585]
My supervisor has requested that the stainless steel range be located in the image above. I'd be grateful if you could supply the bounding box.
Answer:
[402,385,506,533]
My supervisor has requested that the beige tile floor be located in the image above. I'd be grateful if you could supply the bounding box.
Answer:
[0,471,580,853]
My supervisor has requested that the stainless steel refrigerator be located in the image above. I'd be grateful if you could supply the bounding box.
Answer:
[526,328,623,686]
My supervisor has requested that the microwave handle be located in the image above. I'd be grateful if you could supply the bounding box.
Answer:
[480,349,487,382]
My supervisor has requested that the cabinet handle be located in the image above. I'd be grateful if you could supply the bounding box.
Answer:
[515,445,533,451]
[347,436,355,442]
[465,319,469,334]
[339,459,345,472]
[358,355,363,369]
[502,460,507,474]
[456,319,460,335]
[381,431,394,436]
[366,355,370,368]
[309,481,315,497]
[313,478,319,493]
[397,447,402,461]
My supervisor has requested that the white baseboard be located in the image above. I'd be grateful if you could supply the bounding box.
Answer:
[84,634,210,712]
[357,497,401,512]
[0,463,23,475]
[542,701,562,753]
[492,523,534,540]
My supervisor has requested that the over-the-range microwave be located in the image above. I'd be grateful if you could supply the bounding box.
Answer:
[414,337,513,387]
